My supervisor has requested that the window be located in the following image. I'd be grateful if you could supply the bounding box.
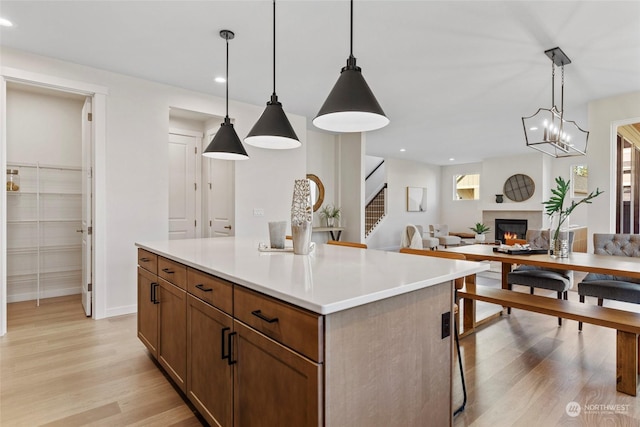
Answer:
[454,174,480,200]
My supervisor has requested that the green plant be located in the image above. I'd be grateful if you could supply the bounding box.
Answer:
[469,222,490,234]
[543,176,603,241]
[319,204,341,220]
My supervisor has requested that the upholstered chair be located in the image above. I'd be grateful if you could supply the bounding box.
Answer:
[507,229,575,325]
[416,225,439,250]
[577,234,640,330]
[430,224,461,248]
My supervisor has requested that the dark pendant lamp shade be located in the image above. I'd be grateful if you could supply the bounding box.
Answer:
[203,117,249,160]
[313,56,389,132]
[313,0,389,133]
[245,95,300,149]
[245,0,301,149]
[203,29,249,160]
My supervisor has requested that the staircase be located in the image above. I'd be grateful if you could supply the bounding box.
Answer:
[365,184,387,237]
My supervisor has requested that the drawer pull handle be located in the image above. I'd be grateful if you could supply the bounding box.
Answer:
[195,284,213,292]
[228,331,237,365]
[140,257,150,262]
[221,327,231,361]
[251,310,279,323]
[161,268,174,274]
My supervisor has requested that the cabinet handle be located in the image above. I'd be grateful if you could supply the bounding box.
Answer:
[140,257,150,262]
[195,283,213,292]
[152,283,160,304]
[228,331,237,365]
[161,268,174,274]
[221,327,231,361]
[251,310,279,323]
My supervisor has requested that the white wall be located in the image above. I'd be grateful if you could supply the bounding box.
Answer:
[439,162,483,234]
[6,87,83,166]
[1,47,307,318]
[306,129,338,230]
[366,158,440,250]
[337,133,365,243]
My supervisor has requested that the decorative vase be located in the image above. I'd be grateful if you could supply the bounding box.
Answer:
[291,179,313,255]
[549,213,569,258]
[475,233,486,243]
[495,194,504,203]
[327,217,335,228]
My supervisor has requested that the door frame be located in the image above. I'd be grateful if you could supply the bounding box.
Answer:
[0,67,108,334]
[611,117,640,233]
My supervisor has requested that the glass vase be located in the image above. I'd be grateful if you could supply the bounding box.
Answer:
[548,213,569,258]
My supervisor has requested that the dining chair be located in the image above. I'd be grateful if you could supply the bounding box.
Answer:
[326,240,368,249]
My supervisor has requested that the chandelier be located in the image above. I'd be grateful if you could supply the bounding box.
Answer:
[522,47,588,158]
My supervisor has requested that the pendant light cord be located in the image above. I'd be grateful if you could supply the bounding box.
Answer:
[350,0,353,57]
[226,34,230,119]
[273,0,276,97]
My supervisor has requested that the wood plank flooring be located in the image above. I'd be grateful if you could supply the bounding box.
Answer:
[0,295,202,426]
[454,273,640,427]
[2,283,640,426]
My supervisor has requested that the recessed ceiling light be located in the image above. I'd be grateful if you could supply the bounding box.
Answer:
[0,17,13,27]
[214,76,226,83]
[449,158,455,161]
[400,148,406,152]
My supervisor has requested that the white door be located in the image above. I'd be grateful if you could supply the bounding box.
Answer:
[168,131,201,239]
[205,129,234,237]
[81,97,93,317]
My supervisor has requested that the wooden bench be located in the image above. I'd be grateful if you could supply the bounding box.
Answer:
[459,285,640,396]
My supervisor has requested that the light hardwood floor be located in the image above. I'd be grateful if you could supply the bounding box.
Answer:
[0,295,202,426]
[454,272,640,427]
[2,286,640,427]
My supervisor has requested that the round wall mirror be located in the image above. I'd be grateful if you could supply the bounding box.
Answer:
[307,174,325,212]
[503,174,535,202]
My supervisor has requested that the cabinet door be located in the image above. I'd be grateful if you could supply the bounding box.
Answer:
[187,295,233,427]
[137,267,158,357]
[158,278,187,392]
[233,321,322,427]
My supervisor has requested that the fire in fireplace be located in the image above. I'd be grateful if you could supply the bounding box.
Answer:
[495,219,528,243]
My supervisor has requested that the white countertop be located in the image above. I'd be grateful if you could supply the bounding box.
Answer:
[136,237,488,315]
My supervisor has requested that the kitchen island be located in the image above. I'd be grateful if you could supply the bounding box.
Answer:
[136,237,488,427]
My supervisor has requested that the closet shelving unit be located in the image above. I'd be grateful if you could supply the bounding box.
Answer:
[6,162,82,305]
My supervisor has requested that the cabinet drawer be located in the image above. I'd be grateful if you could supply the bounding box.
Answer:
[234,286,323,362]
[187,268,233,315]
[158,257,187,290]
[138,248,158,274]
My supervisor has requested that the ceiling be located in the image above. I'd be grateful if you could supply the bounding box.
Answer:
[1,1,639,165]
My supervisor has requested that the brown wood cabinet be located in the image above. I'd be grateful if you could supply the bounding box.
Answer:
[233,320,322,427]
[137,267,158,357]
[157,278,187,393]
[187,295,233,427]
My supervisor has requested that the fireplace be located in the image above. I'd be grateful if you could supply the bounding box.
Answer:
[495,219,527,243]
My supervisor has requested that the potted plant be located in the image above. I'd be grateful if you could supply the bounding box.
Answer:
[543,176,603,257]
[469,222,490,243]
[319,204,341,227]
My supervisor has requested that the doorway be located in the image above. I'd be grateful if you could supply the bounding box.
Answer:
[168,108,235,239]
[4,82,91,317]
[1,69,106,335]
[616,123,640,234]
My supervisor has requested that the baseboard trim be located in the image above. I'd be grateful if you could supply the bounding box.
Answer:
[105,305,137,318]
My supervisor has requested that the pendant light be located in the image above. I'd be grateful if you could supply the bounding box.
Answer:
[522,47,588,158]
[203,30,249,160]
[313,0,389,133]
[244,0,300,149]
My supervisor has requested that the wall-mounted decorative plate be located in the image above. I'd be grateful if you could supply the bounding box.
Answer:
[503,174,535,202]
